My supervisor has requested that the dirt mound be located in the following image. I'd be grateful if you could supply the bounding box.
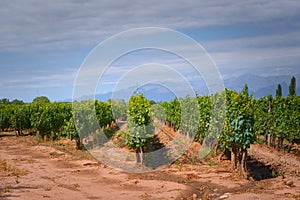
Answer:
[250,144,300,176]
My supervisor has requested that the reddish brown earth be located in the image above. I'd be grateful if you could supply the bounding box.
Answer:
[0,130,300,200]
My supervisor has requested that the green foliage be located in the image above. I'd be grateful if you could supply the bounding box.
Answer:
[220,86,255,150]
[128,94,152,126]
[217,86,255,177]
[12,104,32,131]
[206,160,217,166]
[0,98,24,105]
[62,116,84,149]
[11,99,24,105]
[0,75,299,157]
[72,100,116,149]
[253,96,269,136]
[32,96,50,104]
[289,76,296,96]
[110,99,127,121]
[150,103,167,122]
[195,95,212,143]
[73,100,99,141]
[272,169,285,178]
[36,103,71,140]
[0,105,13,130]
[254,91,300,149]
[276,84,282,97]
[0,98,10,104]
[62,117,76,139]
[273,97,288,142]
[179,96,199,139]
[95,100,113,128]
[285,96,300,144]
[125,94,154,151]
[207,92,226,147]
[166,98,181,131]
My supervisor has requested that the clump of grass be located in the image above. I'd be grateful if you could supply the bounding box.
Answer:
[256,138,265,145]
[272,169,285,178]
[206,160,217,166]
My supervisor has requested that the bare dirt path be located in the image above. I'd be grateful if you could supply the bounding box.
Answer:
[1,133,300,200]
[0,136,187,200]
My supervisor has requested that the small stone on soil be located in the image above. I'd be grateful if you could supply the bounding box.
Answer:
[286,180,294,187]
[192,193,197,200]
[219,192,231,199]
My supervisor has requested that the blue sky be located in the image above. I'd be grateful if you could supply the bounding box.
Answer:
[1,0,300,102]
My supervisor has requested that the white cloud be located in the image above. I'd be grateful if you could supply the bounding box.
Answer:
[1,0,300,100]
[2,67,76,89]
[1,0,300,52]
[197,29,300,77]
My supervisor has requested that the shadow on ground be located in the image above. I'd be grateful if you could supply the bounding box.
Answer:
[247,156,274,181]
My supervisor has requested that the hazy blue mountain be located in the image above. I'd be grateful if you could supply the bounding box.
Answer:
[223,74,300,98]
[63,74,300,102]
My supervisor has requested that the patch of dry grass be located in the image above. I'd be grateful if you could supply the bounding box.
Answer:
[0,159,28,177]
[0,186,11,195]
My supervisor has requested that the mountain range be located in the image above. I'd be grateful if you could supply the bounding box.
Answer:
[224,74,300,98]
[65,74,300,102]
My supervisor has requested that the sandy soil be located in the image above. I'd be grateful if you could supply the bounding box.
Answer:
[1,132,300,200]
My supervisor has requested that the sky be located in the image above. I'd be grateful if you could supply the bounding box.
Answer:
[1,0,300,102]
